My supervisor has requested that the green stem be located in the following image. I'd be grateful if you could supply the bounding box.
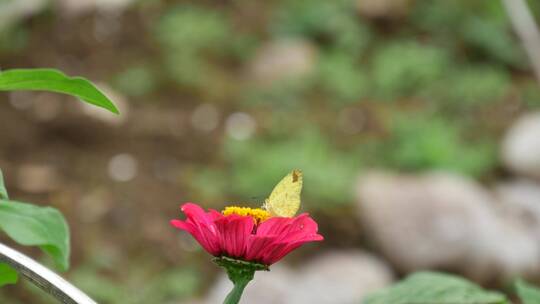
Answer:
[223,277,250,304]
[213,256,268,304]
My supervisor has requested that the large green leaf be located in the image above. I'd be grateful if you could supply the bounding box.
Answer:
[0,263,18,287]
[363,272,508,304]
[0,169,7,200]
[0,200,70,271]
[516,279,540,304]
[0,68,119,114]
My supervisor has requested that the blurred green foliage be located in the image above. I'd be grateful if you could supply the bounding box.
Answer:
[155,5,234,88]
[224,130,361,206]
[379,115,497,176]
[113,65,158,98]
[1,0,539,299]
[439,66,510,106]
[316,51,369,103]
[154,4,256,93]
[147,0,528,206]
[70,266,199,304]
[372,42,450,99]
[411,1,525,67]
[522,80,540,108]
[0,264,200,304]
[55,249,199,304]
[272,0,372,55]
[0,27,27,53]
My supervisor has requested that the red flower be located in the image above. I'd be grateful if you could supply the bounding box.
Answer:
[170,202,323,265]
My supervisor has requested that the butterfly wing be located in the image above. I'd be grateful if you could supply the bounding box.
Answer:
[264,170,303,217]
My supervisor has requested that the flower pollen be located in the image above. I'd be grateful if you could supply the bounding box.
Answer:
[222,206,270,224]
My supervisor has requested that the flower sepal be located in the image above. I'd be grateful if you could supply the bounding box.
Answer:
[213,256,268,304]
[213,256,268,282]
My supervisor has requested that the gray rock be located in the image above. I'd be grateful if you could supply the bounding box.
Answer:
[248,39,317,85]
[501,112,540,179]
[291,251,394,304]
[204,251,393,304]
[356,171,540,282]
[495,179,540,238]
[57,0,136,15]
[356,0,412,18]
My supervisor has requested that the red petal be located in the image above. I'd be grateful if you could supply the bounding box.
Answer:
[170,203,221,256]
[214,215,254,258]
[245,235,277,262]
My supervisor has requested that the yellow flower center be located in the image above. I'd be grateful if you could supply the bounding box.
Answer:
[222,206,270,224]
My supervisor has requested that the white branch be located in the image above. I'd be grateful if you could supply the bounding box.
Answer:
[0,243,97,304]
[502,0,540,83]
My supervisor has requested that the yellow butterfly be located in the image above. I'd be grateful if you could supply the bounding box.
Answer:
[263,169,303,217]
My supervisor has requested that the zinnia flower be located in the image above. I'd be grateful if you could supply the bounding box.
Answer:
[170,170,321,303]
[170,203,323,265]
[170,202,323,304]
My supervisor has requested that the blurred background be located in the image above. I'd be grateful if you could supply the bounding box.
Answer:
[1,0,540,303]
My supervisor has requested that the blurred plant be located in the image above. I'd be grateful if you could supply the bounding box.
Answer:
[436,65,511,106]
[364,271,540,304]
[155,5,229,88]
[516,279,540,303]
[371,42,451,99]
[0,68,118,300]
[155,4,251,93]
[71,268,122,303]
[379,115,497,177]
[316,51,370,103]
[0,26,27,54]
[155,5,231,54]
[71,264,200,304]
[364,272,507,304]
[412,1,525,68]
[113,65,158,98]
[224,130,361,206]
[411,1,466,37]
[189,167,230,203]
[242,79,311,109]
[522,80,540,108]
[272,0,372,55]
[460,16,525,68]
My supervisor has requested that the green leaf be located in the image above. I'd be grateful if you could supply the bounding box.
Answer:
[363,272,508,304]
[0,200,70,271]
[0,169,7,200]
[0,68,119,114]
[0,263,18,287]
[516,279,540,304]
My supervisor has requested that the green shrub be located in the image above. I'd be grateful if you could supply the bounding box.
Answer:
[113,65,157,97]
[316,51,370,103]
[412,1,524,68]
[155,6,231,54]
[224,130,361,207]
[460,17,525,68]
[272,0,372,54]
[242,79,311,108]
[522,80,540,109]
[380,115,497,177]
[154,5,235,88]
[372,42,451,99]
[437,65,510,106]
